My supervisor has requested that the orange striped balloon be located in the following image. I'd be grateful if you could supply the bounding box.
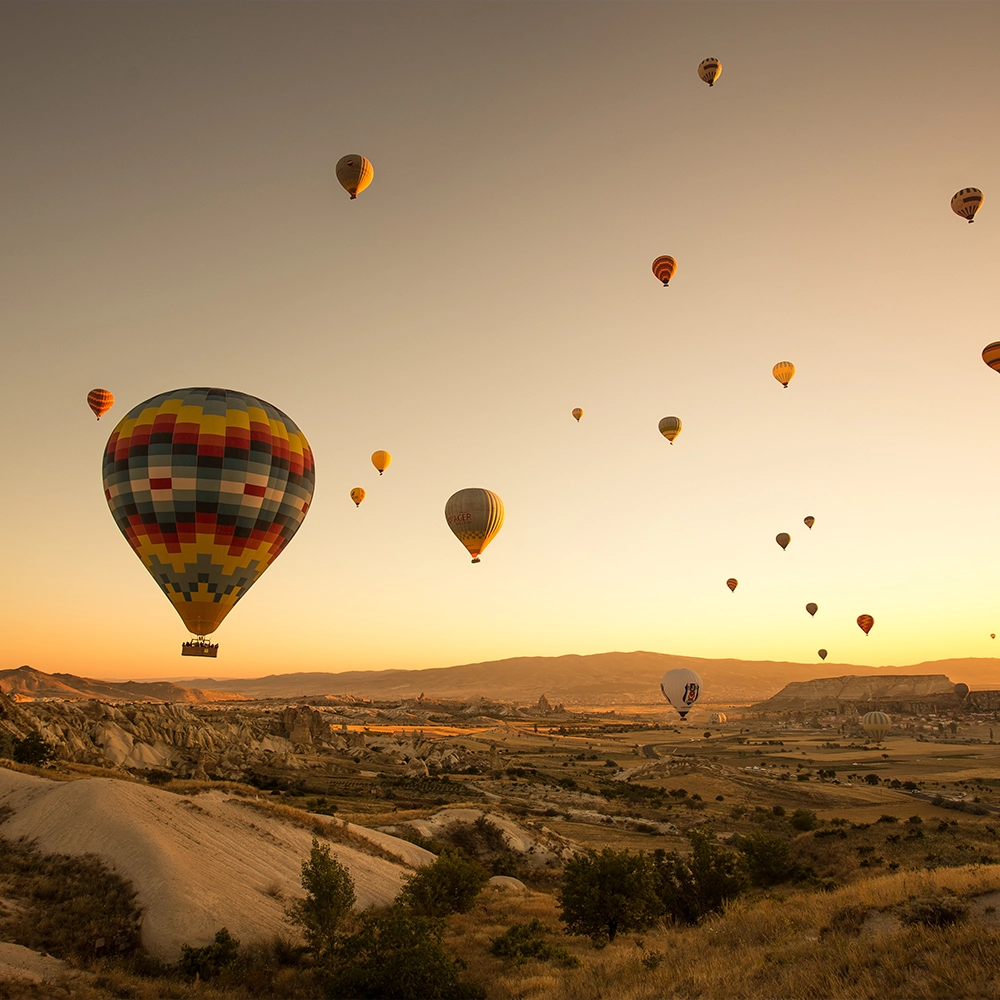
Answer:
[951,187,983,223]
[651,255,677,286]
[350,488,365,507]
[87,388,114,420]
[983,342,1000,373]
[726,578,738,592]
[336,154,374,200]
[857,613,874,636]
[772,361,795,388]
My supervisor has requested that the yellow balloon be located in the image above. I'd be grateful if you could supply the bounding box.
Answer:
[350,488,365,507]
[951,187,983,223]
[698,57,722,87]
[445,488,504,564]
[772,361,795,388]
[371,450,392,475]
[658,416,682,444]
[336,154,374,200]
[572,407,584,422]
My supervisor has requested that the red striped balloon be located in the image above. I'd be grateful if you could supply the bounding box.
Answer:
[651,255,677,286]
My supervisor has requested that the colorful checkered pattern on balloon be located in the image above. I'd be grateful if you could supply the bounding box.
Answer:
[102,387,314,635]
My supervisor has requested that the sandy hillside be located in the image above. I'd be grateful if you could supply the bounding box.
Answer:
[0,769,433,961]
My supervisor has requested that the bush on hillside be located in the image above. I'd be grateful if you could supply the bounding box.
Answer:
[287,838,356,957]
[398,848,487,918]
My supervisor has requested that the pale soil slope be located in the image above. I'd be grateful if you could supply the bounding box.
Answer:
[0,769,432,961]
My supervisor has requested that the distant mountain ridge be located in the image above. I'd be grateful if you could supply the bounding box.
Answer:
[0,666,246,704]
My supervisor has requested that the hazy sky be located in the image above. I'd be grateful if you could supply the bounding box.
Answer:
[4,2,1000,680]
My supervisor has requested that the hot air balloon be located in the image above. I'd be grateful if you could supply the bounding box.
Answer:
[652,255,677,286]
[818,649,828,660]
[861,711,891,742]
[658,416,682,444]
[102,387,314,656]
[726,578,738,592]
[992,634,996,639]
[336,154,373,200]
[982,342,1000,374]
[712,712,727,724]
[804,515,815,529]
[772,361,795,388]
[572,408,584,422]
[857,614,874,636]
[776,532,790,551]
[371,450,391,475]
[951,187,983,223]
[350,488,365,507]
[660,668,702,720]
[954,683,970,699]
[698,57,722,87]
[806,602,818,617]
[445,488,504,564]
[87,388,114,420]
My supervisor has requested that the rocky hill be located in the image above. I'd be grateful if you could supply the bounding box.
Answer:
[752,674,963,712]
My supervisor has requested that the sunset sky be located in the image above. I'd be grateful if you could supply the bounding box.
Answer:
[4,2,1000,681]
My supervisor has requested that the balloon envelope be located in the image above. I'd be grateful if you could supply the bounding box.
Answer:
[726,578,738,592]
[660,668,702,719]
[818,649,828,660]
[857,614,874,635]
[862,711,891,742]
[350,488,365,507]
[698,57,721,86]
[954,683,970,698]
[951,187,983,222]
[445,488,505,563]
[658,416,682,443]
[776,532,790,550]
[371,450,391,475]
[336,154,373,199]
[651,255,677,286]
[103,387,315,638]
[772,361,795,388]
[572,407,583,422]
[983,342,1000,374]
[806,602,818,617]
[804,515,815,529]
[88,388,114,420]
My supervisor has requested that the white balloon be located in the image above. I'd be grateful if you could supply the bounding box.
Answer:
[660,668,703,719]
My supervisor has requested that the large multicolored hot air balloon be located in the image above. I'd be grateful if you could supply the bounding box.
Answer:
[371,450,391,475]
[776,532,790,551]
[804,515,815,529]
[857,613,874,636]
[772,361,795,388]
[658,416,682,444]
[861,710,891,742]
[726,578,738,592]
[87,388,114,421]
[698,57,722,87]
[572,408,584,422]
[982,342,1000,374]
[350,488,365,507]
[102,387,315,656]
[806,602,818,617]
[818,649,828,660]
[951,187,983,223]
[336,154,373,200]
[652,255,677,286]
[660,668,702,720]
[445,488,504,564]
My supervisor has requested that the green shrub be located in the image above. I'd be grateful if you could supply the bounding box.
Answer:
[653,831,747,925]
[399,848,487,918]
[179,927,240,980]
[789,809,818,831]
[12,732,53,766]
[286,838,355,957]
[489,919,579,967]
[734,829,804,886]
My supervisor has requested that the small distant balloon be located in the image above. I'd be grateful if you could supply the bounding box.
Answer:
[775,532,790,551]
[698,57,722,87]
[87,388,114,420]
[857,613,874,636]
[336,154,373,199]
[954,682,970,699]
[652,255,677,286]
[658,416,682,444]
[772,361,795,388]
[350,488,365,507]
[951,187,983,223]
[726,578,738,592]
[660,668,702,720]
[992,633,996,639]
[804,515,815,529]
[982,342,1000,374]
[371,450,391,475]
[806,602,818,617]
[572,407,584,422]
[818,649,828,660]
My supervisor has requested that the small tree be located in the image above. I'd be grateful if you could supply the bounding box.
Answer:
[287,838,355,957]
[13,732,53,766]
[652,832,746,925]
[398,848,487,918]
[178,927,240,980]
[558,847,660,943]
[734,829,804,887]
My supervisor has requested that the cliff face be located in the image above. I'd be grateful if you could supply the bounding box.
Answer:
[753,674,960,712]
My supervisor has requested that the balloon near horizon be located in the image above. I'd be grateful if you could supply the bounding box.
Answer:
[102,387,315,656]
[660,667,702,720]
